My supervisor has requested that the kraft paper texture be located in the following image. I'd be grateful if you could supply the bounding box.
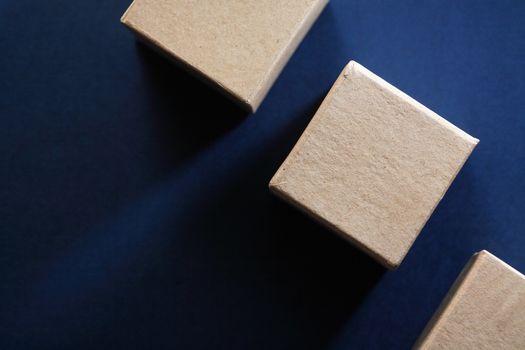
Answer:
[121,0,328,112]
[414,251,525,349]
[270,61,479,269]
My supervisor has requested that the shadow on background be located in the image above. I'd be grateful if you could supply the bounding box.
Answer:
[3,0,525,349]
[135,42,247,168]
[6,99,384,350]
[116,96,386,348]
[1,3,385,349]
[155,97,386,348]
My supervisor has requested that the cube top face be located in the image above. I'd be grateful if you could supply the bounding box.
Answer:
[415,251,525,349]
[121,0,328,112]
[270,61,478,269]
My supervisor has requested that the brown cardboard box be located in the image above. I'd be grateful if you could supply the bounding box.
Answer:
[414,251,525,349]
[121,0,328,112]
[269,61,479,269]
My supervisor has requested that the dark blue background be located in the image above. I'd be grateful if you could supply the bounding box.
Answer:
[1,0,524,349]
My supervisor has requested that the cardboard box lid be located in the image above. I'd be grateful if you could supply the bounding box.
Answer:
[121,0,328,112]
[269,61,479,269]
[414,251,525,349]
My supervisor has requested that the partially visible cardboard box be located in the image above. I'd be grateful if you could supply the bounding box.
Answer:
[269,61,478,269]
[121,0,328,112]
[414,251,525,349]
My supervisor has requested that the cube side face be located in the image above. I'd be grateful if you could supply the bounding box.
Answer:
[121,0,327,112]
[415,251,525,349]
[270,62,478,268]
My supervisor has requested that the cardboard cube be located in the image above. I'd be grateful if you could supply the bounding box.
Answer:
[414,251,525,349]
[269,61,479,269]
[121,0,329,112]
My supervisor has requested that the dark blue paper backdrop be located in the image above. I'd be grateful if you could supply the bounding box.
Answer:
[1,0,524,349]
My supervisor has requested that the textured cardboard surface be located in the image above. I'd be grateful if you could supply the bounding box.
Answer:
[414,251,525,349]
[121,0,328,112]
[269,61,479,269]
